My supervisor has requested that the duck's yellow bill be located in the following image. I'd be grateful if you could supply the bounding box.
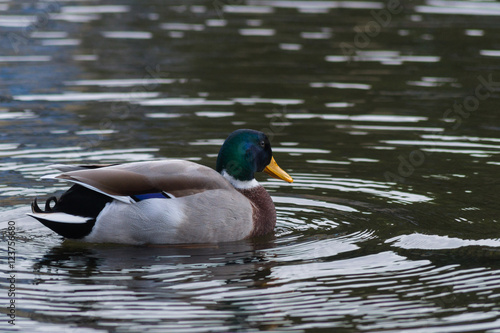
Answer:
[264,157,293,183]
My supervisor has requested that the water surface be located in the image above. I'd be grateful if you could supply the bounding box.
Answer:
[2,0,500,332]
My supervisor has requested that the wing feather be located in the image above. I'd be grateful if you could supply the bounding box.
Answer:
[48,160,233,198]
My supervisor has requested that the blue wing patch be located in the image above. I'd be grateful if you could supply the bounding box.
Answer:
[131,192,172,202]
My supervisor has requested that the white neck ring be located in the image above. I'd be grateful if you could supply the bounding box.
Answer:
[221,170,259,189]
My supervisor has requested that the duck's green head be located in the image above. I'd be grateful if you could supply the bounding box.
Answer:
[216,129,293,183]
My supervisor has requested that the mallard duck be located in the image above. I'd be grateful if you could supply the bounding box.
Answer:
[28,129,293,244]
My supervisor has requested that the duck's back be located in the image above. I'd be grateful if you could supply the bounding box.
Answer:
[53,160,235,198]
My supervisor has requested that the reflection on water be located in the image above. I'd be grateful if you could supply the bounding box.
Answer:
[2,0,500,331]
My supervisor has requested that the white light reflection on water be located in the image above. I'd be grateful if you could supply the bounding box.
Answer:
[465,29,484,37]
[0,146,82,158]
[188,138,225,146]
[40,39,81,46]
[0,15,37,27]
[416,0,500,16]
[422,134,500,143]
[300,31,332,39]
[160,23,205,31]
[60,5,130,14]
[0,110,37,119]
[137,98,234,106]
[30,31,68,39]
[279,43,302,51]
[239,28,276,36]
[268,251,431,283]
[247,0,384,10]
[101,31,153,39]
[272,147,331,154]
[64,78,177,87]
[222,5,275,14]
[311,82,371,89]
[195,111,235,118]
[383,140,500,150]
[261,232,376,262]
[480,50,500,57]
[15,148,159,162]
[325,102,354,108]
[272,195,358,212]
[326,53,440,65]
[339,125,444,132]
[387,233,500,250]
[145,112,183,119]
[232,97,303,105]
[205,19,227,27]
[73,54,98,61]
[281,174,433,204]
[286,113,427,122]
[75,129,117,135]
[14,92,159,102]
[0,56,52,62]
[49,13,100,23]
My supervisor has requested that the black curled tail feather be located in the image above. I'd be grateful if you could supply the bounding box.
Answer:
[45,196,57,211]
[32,197,43,213]
[33,184,112,218]
[29,184,113,239]
[31,196,58,213]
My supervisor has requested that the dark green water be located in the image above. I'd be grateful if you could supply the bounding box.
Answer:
[2,0,500,332]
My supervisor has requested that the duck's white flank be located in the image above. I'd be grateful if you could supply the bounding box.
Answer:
[83,188,254,245]
[221,170,259,189]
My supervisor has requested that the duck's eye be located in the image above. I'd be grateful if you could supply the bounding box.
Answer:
[259,140,265,148]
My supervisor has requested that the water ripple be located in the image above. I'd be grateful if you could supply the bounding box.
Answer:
[281,174,432,204]
[247,0,385,10]
[326,52,440,65]
[13,92,159,102]
[387,233,500,250]
[263,231,375,262]
[416,0,500,16]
